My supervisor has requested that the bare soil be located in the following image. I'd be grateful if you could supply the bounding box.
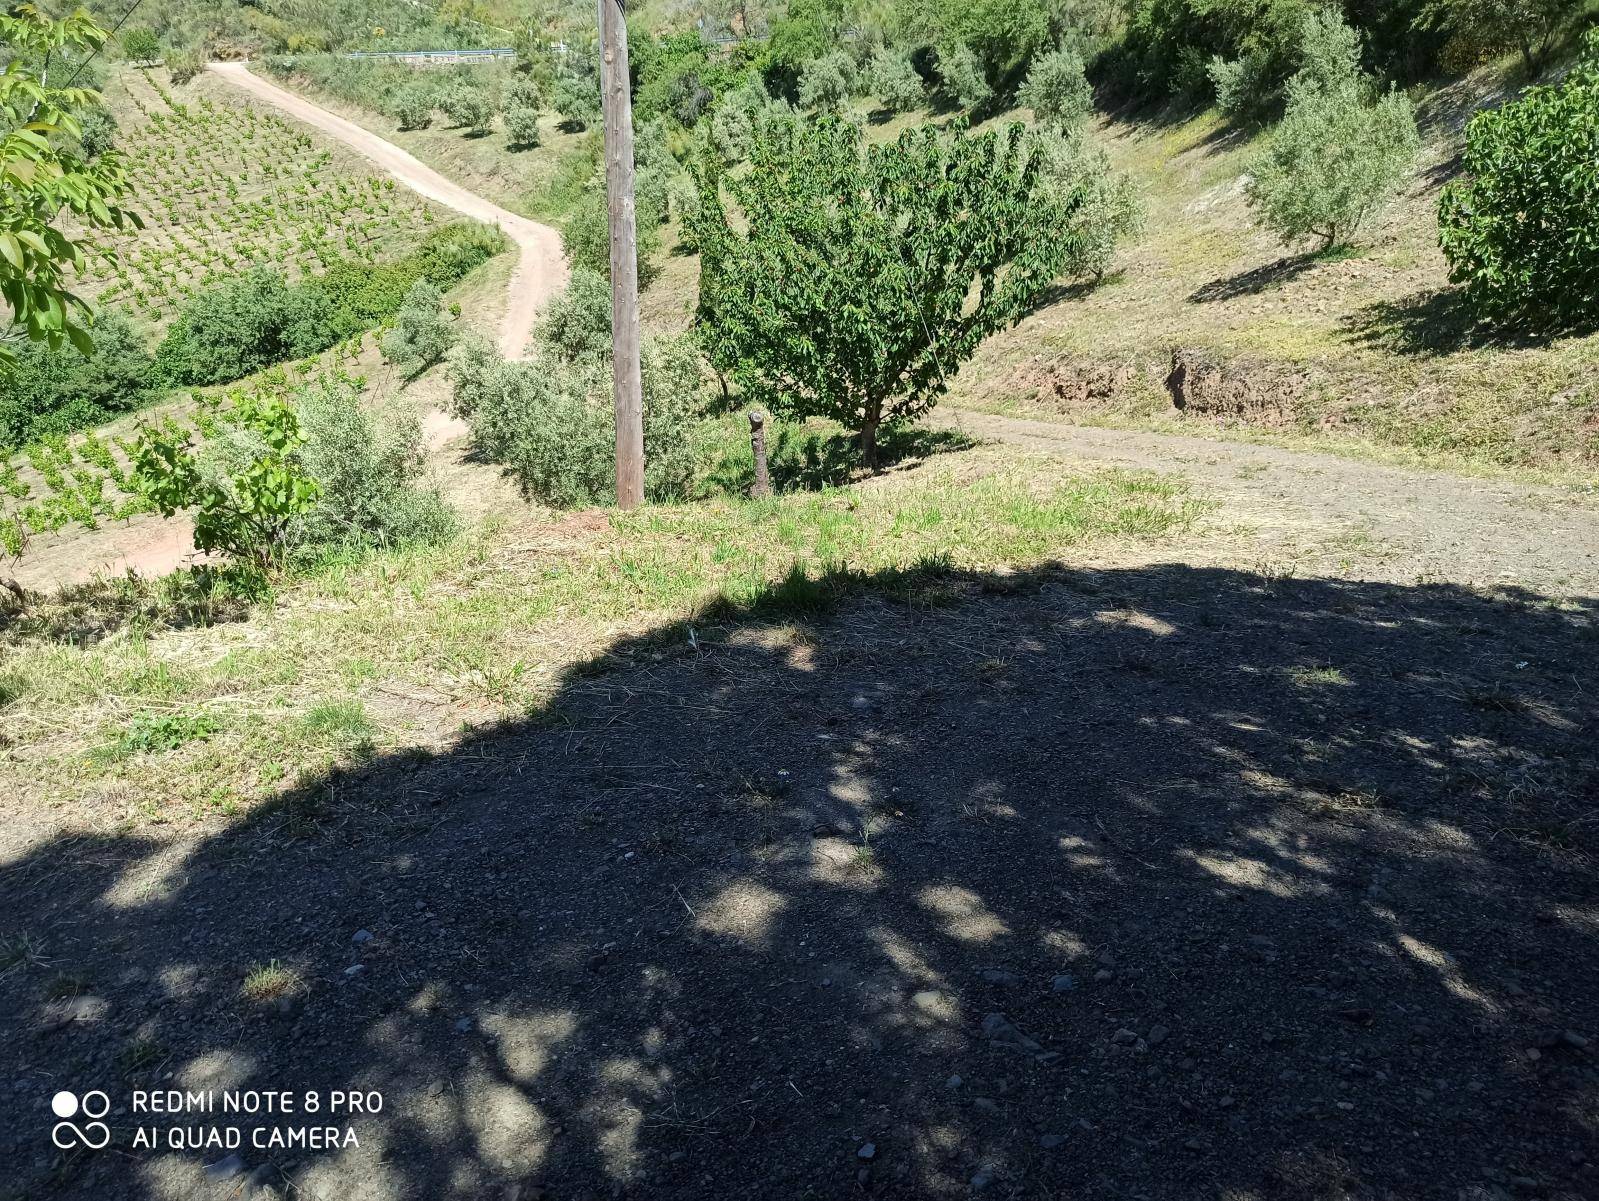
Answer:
[5,556,1596,1200]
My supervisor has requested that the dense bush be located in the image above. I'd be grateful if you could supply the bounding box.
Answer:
[1,311,155,450]
[798,50,855,111]
[167,49,201,84]
[438,81,494,135]
[447,328,709,508]
[155,269,332,387]
[561,190,662,289]
[1438,29,1599,325]
[533,267,614,367]
[381,280,455,376]
[504,77,542,147]
[77,105,118,158]
[390,83,434,131]
[867,49,925,112]
[1019,48,1093,127]
[889,0,1055,86]
[157,223,503,387]
[692,116,1087,466]
[553,72,600,129]
[937,43,992,111]
[1246,11,1419,249]
[288,380,455,552]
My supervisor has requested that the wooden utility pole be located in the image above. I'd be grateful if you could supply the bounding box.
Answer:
[598,0,644,509]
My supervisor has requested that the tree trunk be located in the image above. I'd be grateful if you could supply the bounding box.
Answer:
[860,419,879,471]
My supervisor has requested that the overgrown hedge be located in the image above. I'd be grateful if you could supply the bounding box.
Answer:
[156,222,504,387]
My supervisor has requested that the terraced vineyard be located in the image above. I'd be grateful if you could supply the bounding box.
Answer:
[71,70,447,328]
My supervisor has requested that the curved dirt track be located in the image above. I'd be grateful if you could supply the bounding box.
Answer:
[210,62,566,360]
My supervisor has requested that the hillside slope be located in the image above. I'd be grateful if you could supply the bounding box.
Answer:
[955,72,1599,480]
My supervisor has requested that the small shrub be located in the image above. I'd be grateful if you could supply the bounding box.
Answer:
[1438,29,1599,326]
[1019,48,1092,128]
[289,379,455,552]
[390,83,434,131]
[133,392,320,566]
[534,267,614,366]
[447,327,710,508]
[167,50,201,84]
[504,77,542,147]
[77,106,118,158]
[381,280,455,375]
[121,27,159,62]
[868,49,924,113]
[1246,11,1419,250]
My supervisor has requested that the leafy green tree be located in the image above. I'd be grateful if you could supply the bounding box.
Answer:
[155,269,332,387]
[1,6,141,368]
[692,117,1086,467]
[381,280,455,376]
[891,0,1053,84]
[121,27,160,63]
[938,43,992,111]
[1018,48,1092,128]
[867,49,925,112]
[391,83,434,131]
[504,77,542,147]
[797,49,854,112]
[1438,29,1599,325]
[1246,11,1418,249]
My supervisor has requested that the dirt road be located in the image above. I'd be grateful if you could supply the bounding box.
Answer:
[210,62,566,361]
[945,409,1599,593]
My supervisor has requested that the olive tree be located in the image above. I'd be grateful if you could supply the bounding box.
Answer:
[867,49,924,112]
[1,7,141,368]
[1245,11,1418,250]
[692,117,1086,467]
[1018,47,1092,128]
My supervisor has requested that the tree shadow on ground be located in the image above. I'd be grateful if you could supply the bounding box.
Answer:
[1341,288,1586,357]
[1189,254,1322,305]
[701,424,977,497]
[5,560,1598,1200]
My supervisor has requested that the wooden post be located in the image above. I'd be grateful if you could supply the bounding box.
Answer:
[748,409,771,498]
[598,0,644,509]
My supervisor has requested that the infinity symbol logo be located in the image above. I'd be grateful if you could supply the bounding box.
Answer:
[51,1090,112,1150]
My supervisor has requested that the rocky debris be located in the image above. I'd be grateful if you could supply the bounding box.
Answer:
[1148,1024,1170,1046]
[970,1167,997,1191]
[982,1012,1041,1053]
[981,968,1020,987]
[36,995,109,1031]
[1051,973,1078,993]
[342,964,365,978]
[857,1143,876,1161]
[352,929,373,944]
[1164,347,1304,426]
[1039,1134,1066,1150]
